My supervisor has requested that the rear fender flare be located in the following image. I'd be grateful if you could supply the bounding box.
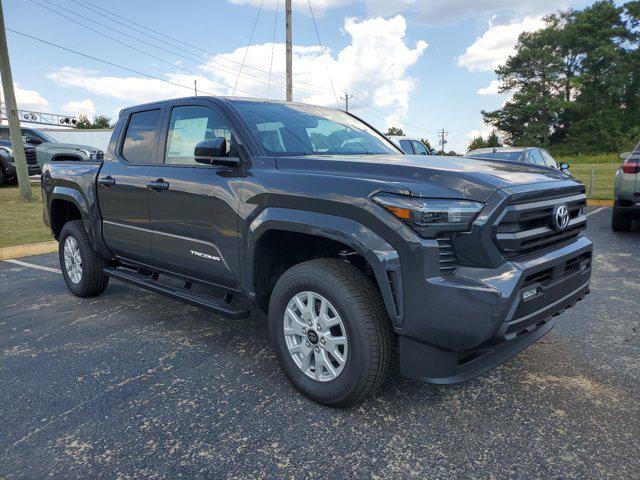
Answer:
[50,186,95,244]
[245,207,403,326]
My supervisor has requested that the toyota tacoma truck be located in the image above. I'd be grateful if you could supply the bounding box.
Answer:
[41,97,592,407]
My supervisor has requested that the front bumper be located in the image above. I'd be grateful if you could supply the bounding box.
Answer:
[3,162,40,177]
[398,235,592,384]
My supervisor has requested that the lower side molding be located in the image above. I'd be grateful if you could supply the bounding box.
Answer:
[103,267,250,320]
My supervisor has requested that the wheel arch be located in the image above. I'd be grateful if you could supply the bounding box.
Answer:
[49,187,92,241]
[245,207,403,327]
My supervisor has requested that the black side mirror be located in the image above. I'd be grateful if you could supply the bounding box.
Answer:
[25,136,43,145]
[194,138,240,167]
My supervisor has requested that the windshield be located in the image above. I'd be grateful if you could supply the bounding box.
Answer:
[469,151,523,162]
[232,101,399,156]
[22,129,57,143]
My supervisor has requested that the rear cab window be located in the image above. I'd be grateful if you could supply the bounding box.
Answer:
[121,109,162,164]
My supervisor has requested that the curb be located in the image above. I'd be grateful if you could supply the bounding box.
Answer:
[0,241,58,260]
[586,199,613,207]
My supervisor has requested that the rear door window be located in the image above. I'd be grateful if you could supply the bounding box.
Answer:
[399,140,414,154]
[121,109,162,164]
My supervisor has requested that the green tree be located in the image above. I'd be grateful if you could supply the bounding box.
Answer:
[482,1,640,154]
[386,127,404,136]
[75,114,113,129]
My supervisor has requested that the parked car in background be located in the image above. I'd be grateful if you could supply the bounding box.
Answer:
[0,126,104,167]
[0,139,40,185]
[612,142,640,231]
[466,147,570,175]
[388,135,436,155]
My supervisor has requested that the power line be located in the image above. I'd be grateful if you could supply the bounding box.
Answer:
[69,0,332,94]
[351,94,432,134]
[36,0,327,97]
[307,0,339,107]
[6,28,257,99]
[234,0,265,96]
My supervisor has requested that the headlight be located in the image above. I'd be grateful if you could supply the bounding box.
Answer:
[372,193,484,237]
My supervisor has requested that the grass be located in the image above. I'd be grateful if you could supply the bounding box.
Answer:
[556,152,621,165]
[0,185,53,248]
[569,163,619,200]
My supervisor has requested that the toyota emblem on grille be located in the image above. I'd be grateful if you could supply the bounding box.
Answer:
[553,204,570,230]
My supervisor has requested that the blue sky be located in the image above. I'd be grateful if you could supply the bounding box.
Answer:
[3,0,592,152]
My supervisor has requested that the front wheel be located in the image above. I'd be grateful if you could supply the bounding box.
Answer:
[59,220,109,297]
[268,259,393,407]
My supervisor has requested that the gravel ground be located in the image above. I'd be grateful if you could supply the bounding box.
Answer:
[0,207,638,479]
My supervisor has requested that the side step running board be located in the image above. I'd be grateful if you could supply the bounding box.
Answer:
[103,267,250,320]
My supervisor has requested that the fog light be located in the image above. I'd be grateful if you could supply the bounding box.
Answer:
[523,287,540,301]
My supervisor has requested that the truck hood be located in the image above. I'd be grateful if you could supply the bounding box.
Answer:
[276,154,572,202]
[38,142,101,151]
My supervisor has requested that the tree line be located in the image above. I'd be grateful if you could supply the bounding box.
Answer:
[482,0,640,155]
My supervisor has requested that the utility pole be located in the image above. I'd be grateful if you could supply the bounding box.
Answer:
[0,0,32,201]
[285,0,292,102]
[438,129,449,153]
[194,79,197,96]
[341,92,353,112]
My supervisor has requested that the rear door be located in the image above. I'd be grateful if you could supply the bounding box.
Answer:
[147,101,244,288]
[97,108,162,264]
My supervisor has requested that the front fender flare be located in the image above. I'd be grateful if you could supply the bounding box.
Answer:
[245,207,404,326]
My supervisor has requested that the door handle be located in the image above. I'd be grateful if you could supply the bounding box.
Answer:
[146,179,170,192]
[98,175,115,188]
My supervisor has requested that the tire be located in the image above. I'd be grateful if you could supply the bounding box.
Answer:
[611,207,632,232]
[268,258,394,407]
[59,220,109,297]
[0,168,5,186]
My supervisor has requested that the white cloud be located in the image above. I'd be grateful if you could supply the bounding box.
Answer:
[477,79,502,95]
[458,16,546,72]
[48,15,427,130]
[1,85,49,111]
[228,0,567,22]
[47,67,225,104]
[62,99,96,117]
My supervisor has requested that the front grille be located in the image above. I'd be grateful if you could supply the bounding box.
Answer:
[437,236,458,275]
[24,147,37,164]
[495,189,587,258]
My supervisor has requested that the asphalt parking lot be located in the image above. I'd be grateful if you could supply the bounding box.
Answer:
[1,207,638,479]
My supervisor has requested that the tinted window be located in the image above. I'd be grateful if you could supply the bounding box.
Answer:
[529,150,546,166]
[412,140,428,155]
[233,101,398,156]
[121,109,161,164]
[471,151,522,161]
[165,106,233,165]
[399,140,414,154]
[540,150,557,168]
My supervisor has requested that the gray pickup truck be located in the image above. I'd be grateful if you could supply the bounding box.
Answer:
[0,126,104,166]
[41,97,592,406]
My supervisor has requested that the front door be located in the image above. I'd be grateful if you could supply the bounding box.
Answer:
[147,102,244,288]
[98,108,162,264]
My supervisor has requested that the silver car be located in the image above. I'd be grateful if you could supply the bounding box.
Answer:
[612,141,640,231]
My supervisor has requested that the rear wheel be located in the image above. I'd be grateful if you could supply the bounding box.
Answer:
[612,207,632,232]
[0,168,6,186]
[268,259,393,407]
[59,220,109,297]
